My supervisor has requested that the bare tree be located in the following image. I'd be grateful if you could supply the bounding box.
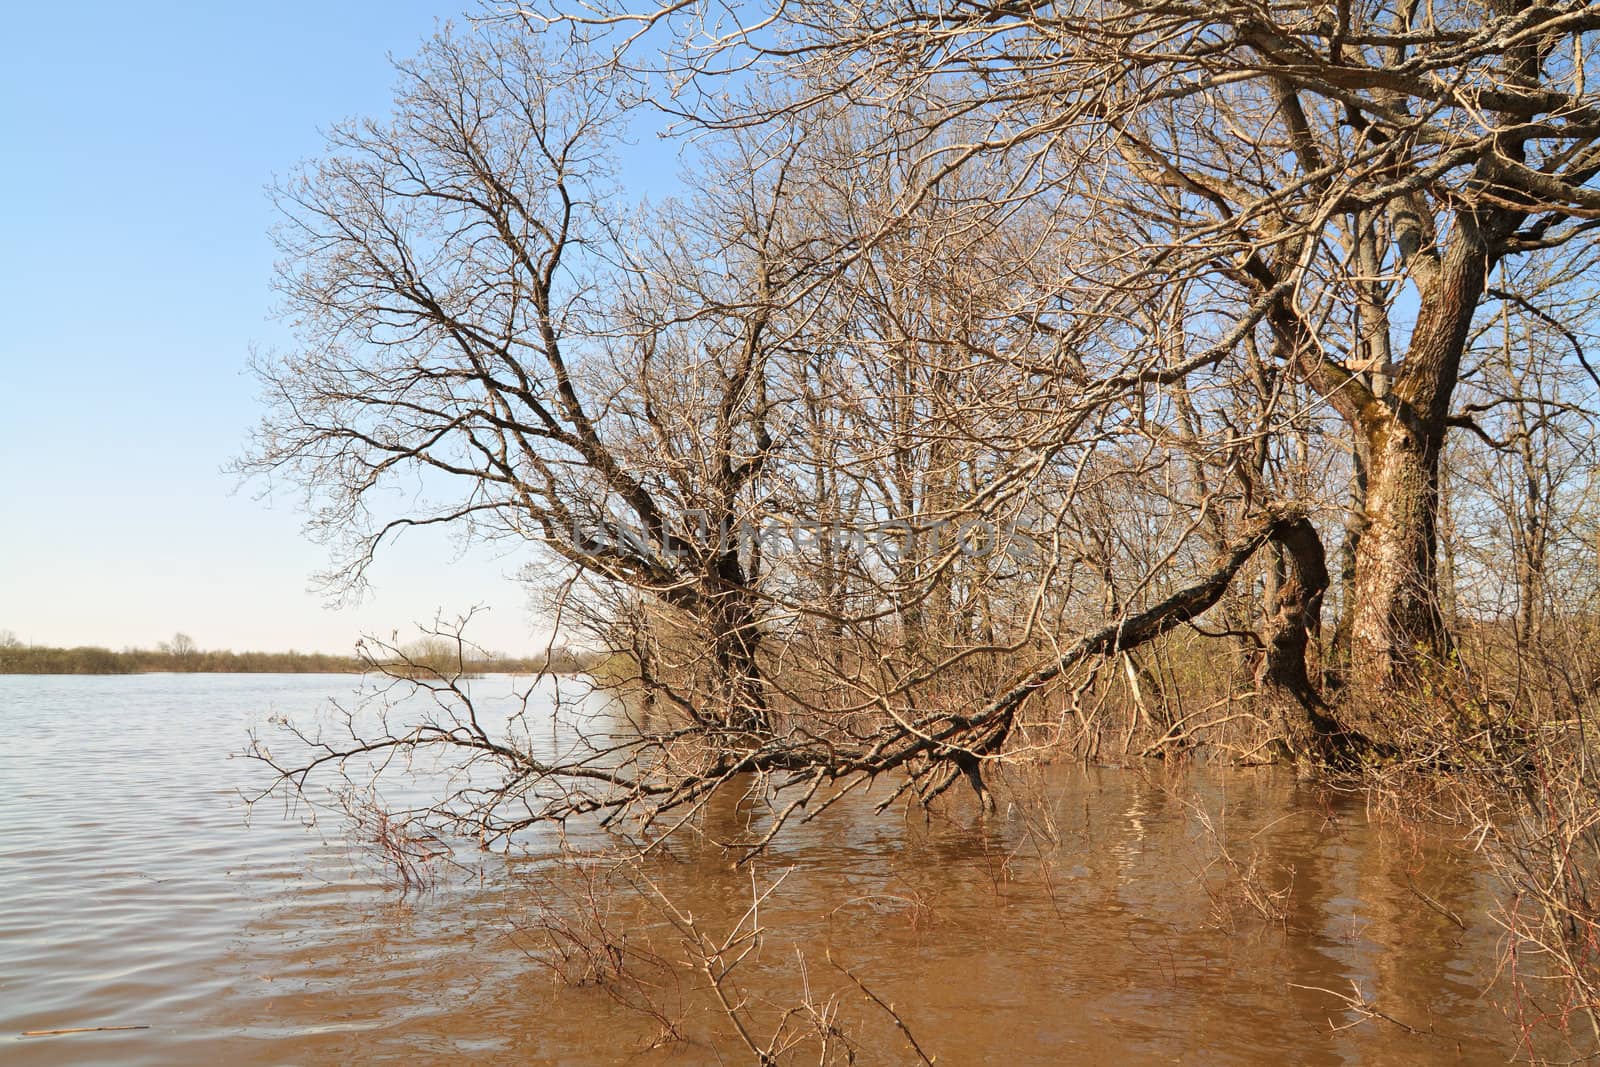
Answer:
[245,4,1600,857]
[241,30,832,735]
[528,0,1600,700]
[243,22,1350,852]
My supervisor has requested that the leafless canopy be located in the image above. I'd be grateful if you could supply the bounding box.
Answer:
[242,2,1600,849]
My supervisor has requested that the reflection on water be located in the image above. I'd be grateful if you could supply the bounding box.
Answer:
[0,674,1553,1063]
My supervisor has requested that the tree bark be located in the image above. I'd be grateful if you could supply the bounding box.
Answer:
[1256,515,1348,761]
[705,560,769,734]
[1349,217,1494,693]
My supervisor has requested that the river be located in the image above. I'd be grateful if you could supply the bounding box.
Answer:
[0,673,1560,1063]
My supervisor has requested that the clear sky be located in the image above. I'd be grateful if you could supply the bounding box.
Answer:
[0,2,605,655]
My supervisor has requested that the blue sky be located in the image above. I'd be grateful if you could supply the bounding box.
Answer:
[0,2,618,654]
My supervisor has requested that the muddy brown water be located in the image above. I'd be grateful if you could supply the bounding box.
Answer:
[0,674,1566,1064]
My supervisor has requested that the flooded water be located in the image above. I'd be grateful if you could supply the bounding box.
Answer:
[0,674,1564,1063]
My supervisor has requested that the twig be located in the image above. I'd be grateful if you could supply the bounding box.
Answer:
[828,951,937,1065]
[1289,980,1433,1037]
[21,1025,151,1037]
[1405,874,1468,930]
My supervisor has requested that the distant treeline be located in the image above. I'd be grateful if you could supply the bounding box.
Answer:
[0,635,603,677]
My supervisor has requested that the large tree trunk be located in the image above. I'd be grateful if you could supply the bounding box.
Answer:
[1349,419,1449,688]
[1348,217,1494,694]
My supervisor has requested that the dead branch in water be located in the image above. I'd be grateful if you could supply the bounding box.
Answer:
[21,1025,151,1038]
